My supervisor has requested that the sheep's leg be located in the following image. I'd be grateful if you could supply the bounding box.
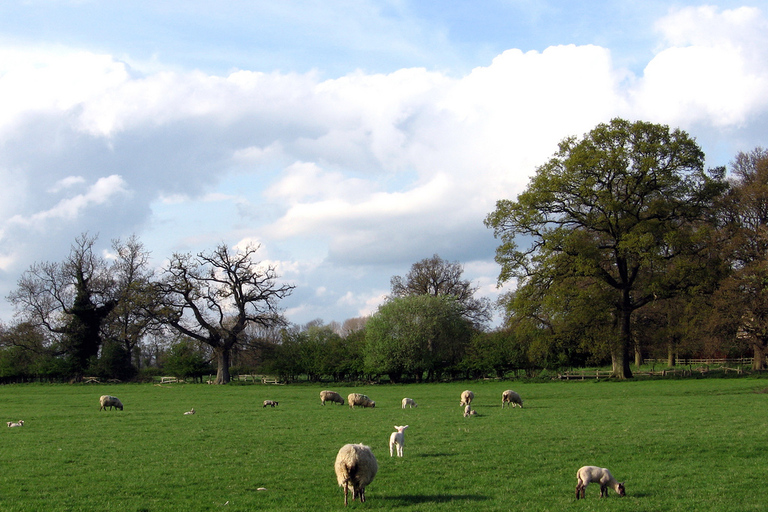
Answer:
[343,482,349,506]
[600,484,607,497]
[575,483,583,499]
[389,442,394,457]
[359,487,365,503]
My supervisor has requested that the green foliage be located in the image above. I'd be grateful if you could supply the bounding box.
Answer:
[365,295,473,381]
[0,380,767,511]
[161,340,211,381]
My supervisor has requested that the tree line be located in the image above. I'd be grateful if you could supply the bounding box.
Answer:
[0,118,766,382]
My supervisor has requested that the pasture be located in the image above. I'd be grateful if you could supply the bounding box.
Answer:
[0,378,766,511]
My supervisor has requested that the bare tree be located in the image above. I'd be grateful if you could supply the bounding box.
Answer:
[390,254,492,327]
[153,243,295,384]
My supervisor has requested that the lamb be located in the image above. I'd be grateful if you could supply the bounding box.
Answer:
[401,398,417,409]
[7,420,24,428]
[501,389,524,408]
[334,443,378,506]
[575,466,625,499]
[389,425,409,457]
[99,395,123,411]
[320,390,345,406]
[464,405,477,417]
[183,408,196,415]
[263,400,279,408]
[347,393,375,409]
[459,390,474,407]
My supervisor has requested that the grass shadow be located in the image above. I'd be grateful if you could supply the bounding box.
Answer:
[417,452,455,458]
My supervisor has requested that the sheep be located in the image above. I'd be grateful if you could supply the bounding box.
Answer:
[501,389,524,408]
[320,390,345,406]
[263,400,279,408]
[575,466,625,499]
[460,390,474,407]
[463,405,472,417]
[183,408,196,415]
[389,425,409,457]
[334,443,378,506]
[401,398,418,409]
[99,395,123,411]
[347,393,375,409]
[7,420,24,428]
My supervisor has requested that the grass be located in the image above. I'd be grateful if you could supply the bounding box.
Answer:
[0,378,767,511]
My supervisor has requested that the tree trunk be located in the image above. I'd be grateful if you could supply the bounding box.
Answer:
[634,343,642,367]
[667,340,676,367]
[214,346,231,384]
[612,291,634,378]
[752,338,767,370]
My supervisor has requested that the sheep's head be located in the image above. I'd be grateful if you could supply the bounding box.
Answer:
[394,425,408,433]
[617,483,626,496]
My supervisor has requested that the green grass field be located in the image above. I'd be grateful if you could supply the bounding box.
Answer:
[0,378,767,511]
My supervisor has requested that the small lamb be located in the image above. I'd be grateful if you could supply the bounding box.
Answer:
[401,398,418,409]
[501,389,523,408]
[7,420,24,428]
[335,443,378,506]
[389,425,409,457]
[183,408,196,415]
[263,400,279,408]
[463,405,475,417]
[99,395,123,411]
[575,466,625,499]
[460,390,474,407]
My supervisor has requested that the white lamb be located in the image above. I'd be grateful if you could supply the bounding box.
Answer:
[459,390,474,407]
[183,408,196,415]
[501,389,524,408]
[575,466,626,499]
[99,395,123,411]
[7,420,24,428]
[334,443,378,506]
[389,425,409,457]
[464,405,477,417]
[401,398,417,409]
[320,390,345,406]
[347,393,375,409]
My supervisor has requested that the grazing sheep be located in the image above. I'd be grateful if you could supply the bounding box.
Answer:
[263,400,279,408]
[334,443,378,506]
[99,395,123,411]
[575,466,626,499]
[401,398,418,409]
[459,390,474,407]
[183,408,196,415]
[7,420,24,428]
[501,389,524,408]
[347,393,375,409]
[389,425,409,457]
[320,390,345,406]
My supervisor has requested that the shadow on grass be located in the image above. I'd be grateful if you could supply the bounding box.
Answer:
[380,494,490,505]
[417,452,455,458]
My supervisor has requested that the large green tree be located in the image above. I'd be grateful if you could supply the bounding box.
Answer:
[485,119,726,378]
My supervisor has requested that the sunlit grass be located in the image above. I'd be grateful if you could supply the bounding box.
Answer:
[0,378,766,510]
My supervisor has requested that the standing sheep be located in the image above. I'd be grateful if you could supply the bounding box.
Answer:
[99,395,123,411]
[501,389,524,408]
[389,425,409,457]
[401,398,418,409]
[334,443,378,506]
[263,400,279,408]
[320,390,345,406]
[575,466,625,499]
[459,390,474,407]
[347,393,375,409]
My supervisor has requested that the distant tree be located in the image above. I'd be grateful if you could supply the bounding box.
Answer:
[365,294,473,382]
[390,254,492,327]
[152,243,294,384]
[486,119,726,378]
[161,339,211,382]
[8,233,118,377]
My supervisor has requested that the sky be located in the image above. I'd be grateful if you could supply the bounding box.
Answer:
[0,0,766,328]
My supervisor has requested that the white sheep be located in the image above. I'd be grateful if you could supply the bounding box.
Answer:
[401,398,418,409]
[183,408,196,415]
[347,393,375,409]
[501,389,524,408]
[463,405,473,417]
[389,425,409,457]
[460,390,474,407]
[334,443,378,506]
[575,466,626,499]
[6,420,24,428]
[263,400,279,408]
[320,390,345,406]
[99,395,123,411]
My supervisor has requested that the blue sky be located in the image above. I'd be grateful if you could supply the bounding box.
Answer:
[0,1,766,327]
